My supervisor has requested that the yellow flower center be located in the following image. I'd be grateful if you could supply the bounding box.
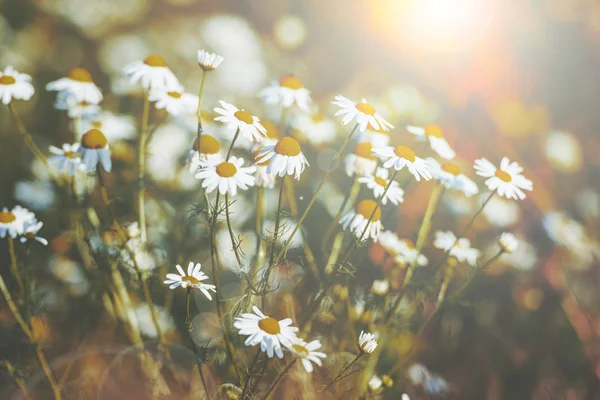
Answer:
[216,162,237,178]
[374,176,388,187]
[182,276,200,285]
[356,101,376,116]
[91,120,103,129]
[67,67,93,83]
[279,75,303,90]
[311,113,326,123]
[262,120,279,139]
[64,151,76,159]
[274,137,301,156]
[495,169,512,182]
[144,54,167,67]
[234,110,254,124]
[0,211,16,223]
[81,129,108,149]
[441,163,461,176]
[0,75,16,85]
[25,232,36,240]
[425,124,443,138]
[393,145,416,162]
[354,142,377,160]
[253,150,269,166]
[167,91,182,99]
[356,199,382,222]
[292,344,309,357]
[193,135,220,154]
[258,317,281,335]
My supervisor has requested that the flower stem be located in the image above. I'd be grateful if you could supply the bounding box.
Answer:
[186,287,212,400]
[7,237,24,296]
[225,193,244,266]
[138,93,151,243]
[8,103,49,169]
[259,358,297,400]
[196,70,207,145]
[323,352,363,392]
[226,128,240,160]
[262,175,286,308]
[436,261,457,307]
[321,176,360,253]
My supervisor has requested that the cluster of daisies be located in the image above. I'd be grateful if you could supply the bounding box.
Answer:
[0,205,47,245]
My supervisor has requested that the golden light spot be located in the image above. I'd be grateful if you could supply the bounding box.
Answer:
[167,92,182,99]
[182,276,200,285]
[0,75,16,85]
[193,135,220,154]
[0,211,16,223]
[274,137,301,156]
[279,75,303,90]
[354,142,377,160]
[261,120,279,139]
[393,145,416,162]
[67,67,93,83]
[356,101,376,116]
[292,344,309,356]
[441,163,461,176]
[495,169,512,182]
[258,317,281,335]
[234,110,254,124]
[81,129,108,149]
[253,151,269,166]
[356,199,381,222]
[425,124,443,138]
[374,176,387,187]
[216,162,237,178]
[144,54,167,67]
[311,113,326,123]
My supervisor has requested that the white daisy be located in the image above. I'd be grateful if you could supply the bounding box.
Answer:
[368,375,383,393]
[0,205,35,239]
[163,262,216,300]
[213,100,267,143]
[253,150,276,189]
[19,219,48,246]
[54,92,101,120]
[358,167,405,205]
[0,66,35,104]
[498,232,518,254]
[407,124,456,160]
[290,338,327,373]
[339,200,383,242]
[332,95,393,132]
[48,143,84,176]
[358,330,378,354]
[80,111,137,142]
[123,54,182,92]
[197,49,224,71]
[372,145,432,181]
[259,75,311,112]
[233,305,299,358]
[46,68,103,105]
[292,112,337,145]
[194,156,256,196]
[434,231,481,266]
[391,239,428,268]
[474,157,533,200]
[256,137,309,180]
[345,142,379,177]
[149,89,199,116]
[187,134,222,174]
[427,158,479,197]
[76,129,112,172]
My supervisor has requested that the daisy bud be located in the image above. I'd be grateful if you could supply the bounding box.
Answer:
[197,49,224,71]
[358,330,378,354]
[498,232,519,254]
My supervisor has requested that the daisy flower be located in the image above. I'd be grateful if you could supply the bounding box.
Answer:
[80,111,137,142]
[194,156,256,196]
[233,305,299,358]
[256,137,309,180]
[407,124,456,160]
[474,157,533,200]
[0,66,35,104]
[49,143,83,176]
[76,129,112,172]
[339,200,383,242]
[434,231,481,266]
[197,49,224,71]
[187,134,222,174]
[123,54,181,92]
[332,95,393,132]
[372,145,432,181]
[54,92,101,120]
[259,75,311,112]
[46,67,103,105]
[149,89,199,116]
[358,167,405,205]
[292,112,337,146]
[498,232,519,254]
[214,100,267,142]
[345,142,378,177]
[290,338,327,373]
[358,330,378,354]
[368,375,383,393]
[253,150,276,189]
[0,205,35,239]
[163,262,216,300]
[20,219,48,246]
[427,158,479,197]
[392,240,428,268]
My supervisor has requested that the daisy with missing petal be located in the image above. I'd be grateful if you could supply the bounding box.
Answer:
[427,158,478,197]
[332,95,393,132]
[372,145,432,181]
[407,124,456,160]
[293,112,337,146]
[187,135,222,174]
[340,200,383,242]
[123,54,182,92]
[197,49,224,71]
[358,330,378,354]
[290,338,327,373]
[474,157,533,200]
[20,219,48,246]
[256,137,309,180]
[0,205,35,239]
[260,75,311,112]
[76,129,112,172]
[253,150,276,189]
[194,156,256,196]
[214,100,267,142]
[434,231,481,266]
[46,68,103,105]
[345,142,378,177]
[233,305,299,358]
[149,89,199,116]
[163,262,216,300]
[358,167,405,205]
[49,143,83,176]
[0,66,35,104]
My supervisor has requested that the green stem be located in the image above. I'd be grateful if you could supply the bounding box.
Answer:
[321,176,360,253]
[259,358,297,400]
[8,103,49,169]
[138,94,151,243]
[196,70,207,145]
[186,287,212,400]
[226,128,240,160]
[7,237,24,297]
[262,175,286,308]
